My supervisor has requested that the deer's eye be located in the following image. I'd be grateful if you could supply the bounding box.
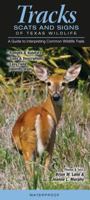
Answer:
[62,82,66,87]
[47,81,51,86]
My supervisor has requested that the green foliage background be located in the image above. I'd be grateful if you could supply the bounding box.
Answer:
[0,47,90,78]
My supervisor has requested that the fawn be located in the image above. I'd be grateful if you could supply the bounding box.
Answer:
[12,64,81,176]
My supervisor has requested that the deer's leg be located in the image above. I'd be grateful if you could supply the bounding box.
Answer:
[23,147,35,177]
[44,154,52,176]
[44,131,56,176]
[20,131,36,177]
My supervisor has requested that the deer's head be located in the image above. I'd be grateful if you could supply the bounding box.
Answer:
[34,64,81,102]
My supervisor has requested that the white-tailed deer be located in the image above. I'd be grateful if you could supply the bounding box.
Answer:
[12,64,81,176]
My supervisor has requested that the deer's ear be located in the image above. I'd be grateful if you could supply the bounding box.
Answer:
[34,64,48,81]
[64,64,81,83]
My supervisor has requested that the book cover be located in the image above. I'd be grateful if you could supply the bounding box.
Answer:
[0,0,90,198]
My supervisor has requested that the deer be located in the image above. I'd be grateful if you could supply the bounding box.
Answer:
[12,64,81,177]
